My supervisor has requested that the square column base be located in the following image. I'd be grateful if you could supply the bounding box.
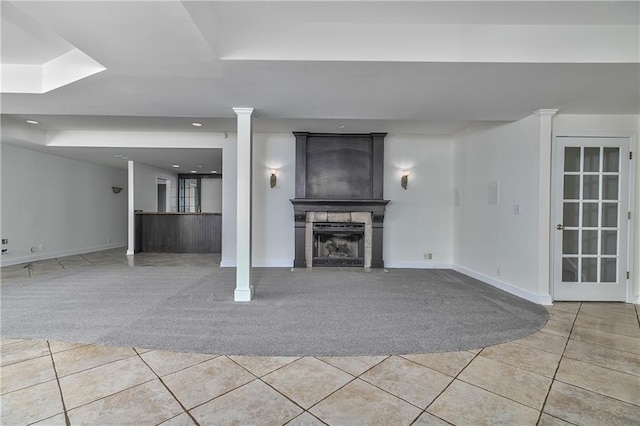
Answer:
[234,286,254,302]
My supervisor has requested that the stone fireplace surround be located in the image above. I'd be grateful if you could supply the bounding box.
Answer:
[307,211,371,267]
[291,199,389,268]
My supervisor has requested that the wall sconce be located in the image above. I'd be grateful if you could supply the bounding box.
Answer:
[401,171,410,190]
[112,186,123,194]
[269,169,278,188]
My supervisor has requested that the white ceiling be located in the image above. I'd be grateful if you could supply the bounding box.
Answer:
[1,1,638,172]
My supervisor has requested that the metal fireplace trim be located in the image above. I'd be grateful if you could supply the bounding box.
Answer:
[312,222,365,267]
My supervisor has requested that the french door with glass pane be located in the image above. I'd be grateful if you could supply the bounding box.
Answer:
[553,137,631,301]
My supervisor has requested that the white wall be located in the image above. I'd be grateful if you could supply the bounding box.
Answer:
[133,163,177,212]
[44,129,238,266]
[0,144,128,266]
[201,178,222,213]
[251,133,296,267]
[384,134,454,267]
[245,132,455,268]
[553,114,640,303]
[453,116,545,301]
[7,119,636,304]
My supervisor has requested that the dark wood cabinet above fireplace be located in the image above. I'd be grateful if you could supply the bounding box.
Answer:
[293,132,386,200]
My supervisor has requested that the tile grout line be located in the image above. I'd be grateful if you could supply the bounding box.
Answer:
[575,315,640,331]
[227,355,302,380]
[47,341,71,426]
[168,356,268,417]
[409,351,483,425]
[536,302,582,425]
[55,258,67,271]
[512,331,568,356]
[550,376,640,408]
[562,336,640,358]
[133,348,201,426]
[230,354,391,419]
[462,339,565,383]
[314,355,389,380]
[301,375,360,415]
[302,355,404,417]
[283,411,328,426]
[453,374,550,413]
[279,356,380,416]
[78,254,97,267]
[250,357,340,415]
[54,352,140,379]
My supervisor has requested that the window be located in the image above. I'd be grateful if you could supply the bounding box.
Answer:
[178,177,201,212]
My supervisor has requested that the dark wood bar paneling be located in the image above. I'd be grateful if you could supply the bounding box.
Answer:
[135,213,221,253]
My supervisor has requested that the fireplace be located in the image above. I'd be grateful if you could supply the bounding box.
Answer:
[313,222,365,267]
[291,132,390,268]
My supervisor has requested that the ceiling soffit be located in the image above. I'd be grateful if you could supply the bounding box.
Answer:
[0,2,105,94]
[0,1,638,126]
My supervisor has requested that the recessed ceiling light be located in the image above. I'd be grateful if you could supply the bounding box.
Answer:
[190,170,197,173]
[26,120,39,125]
[172,164,180,168]
[114,154,123,158]
[337,124,346,129]
[211,170,217,174]
[191,122,203,127]
[197,165,203,168]
[121,156,129,160]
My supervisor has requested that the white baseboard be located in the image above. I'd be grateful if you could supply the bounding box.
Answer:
[631,295,640,304]
[219,259,235,268]
[252,260,294,268]
[452,264,553,305]
[220,260,451,269]
[220,261,295,268]
[384,261,453,269]
[0,242,127,267]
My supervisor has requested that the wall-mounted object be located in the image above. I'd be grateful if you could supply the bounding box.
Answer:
[401,171,410,190]
[112,186,123,194]
[488,180,499,205]
[269,169,278,188]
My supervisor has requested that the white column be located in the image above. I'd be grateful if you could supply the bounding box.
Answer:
[126,160,135,256]
[535,109,558,304]
[233,107,255,301]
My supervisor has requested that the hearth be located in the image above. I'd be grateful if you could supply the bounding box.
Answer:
[313,222,365,267]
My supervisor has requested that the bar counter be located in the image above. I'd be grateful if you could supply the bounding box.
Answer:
[135,212,221,253]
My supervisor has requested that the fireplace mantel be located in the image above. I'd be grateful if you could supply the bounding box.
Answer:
[290,199,390,214]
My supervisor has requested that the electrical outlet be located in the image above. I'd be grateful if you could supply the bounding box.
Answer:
[1,239,8,244]
[427,253,433,260]
[31,247,37,253]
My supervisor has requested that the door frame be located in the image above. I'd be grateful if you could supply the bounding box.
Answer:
[551,132,636,303]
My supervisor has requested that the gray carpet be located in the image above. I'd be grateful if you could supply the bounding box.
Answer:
[1,266,549,356]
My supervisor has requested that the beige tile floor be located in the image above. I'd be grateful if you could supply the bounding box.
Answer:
[1,250,639,425]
